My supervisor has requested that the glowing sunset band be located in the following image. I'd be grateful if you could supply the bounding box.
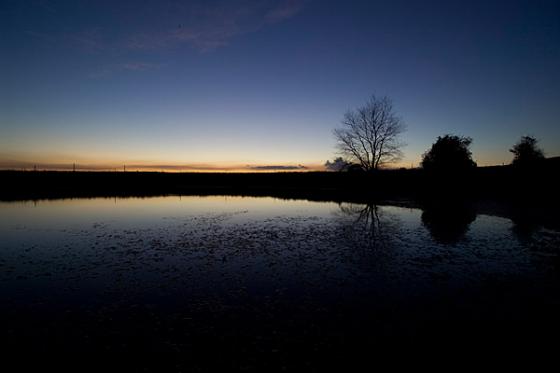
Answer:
[0,161,324,173]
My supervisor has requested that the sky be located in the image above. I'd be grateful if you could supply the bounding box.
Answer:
[1,0,559,171]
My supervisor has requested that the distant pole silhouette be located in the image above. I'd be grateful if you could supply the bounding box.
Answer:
[73,163,76,172]
[124,165,126,172]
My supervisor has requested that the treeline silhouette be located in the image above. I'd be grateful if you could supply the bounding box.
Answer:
[1,156,558,202]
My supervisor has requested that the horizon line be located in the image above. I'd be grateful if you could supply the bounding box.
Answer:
[0,161,325,173]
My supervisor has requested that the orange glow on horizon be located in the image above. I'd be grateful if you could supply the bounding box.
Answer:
[0,159,326,173]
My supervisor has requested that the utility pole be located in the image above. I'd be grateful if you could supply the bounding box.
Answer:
[73,163,76,172]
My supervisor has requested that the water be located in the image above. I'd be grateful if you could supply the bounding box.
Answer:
[1,196,559,369]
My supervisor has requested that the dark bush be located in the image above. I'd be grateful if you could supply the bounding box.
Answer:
[421,135,477,172]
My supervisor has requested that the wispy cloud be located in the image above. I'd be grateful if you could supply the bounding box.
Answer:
[26,27,107,52]
[35,0,58,14]
[24,30,56,43]
[22,0,308,78]
[87,61,161,79]
[265,0,306,23]
[126,0,307,52]
[248,165,307,171]
[121,62,160,71]
[68,28,107,52]
[23,0,307,54]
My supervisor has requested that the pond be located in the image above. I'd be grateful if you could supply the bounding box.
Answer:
[1,196,559,369]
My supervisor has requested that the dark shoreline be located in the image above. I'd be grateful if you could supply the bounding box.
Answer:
[1,161,559,199]
[2,165,559,232]
[2,161,558,201]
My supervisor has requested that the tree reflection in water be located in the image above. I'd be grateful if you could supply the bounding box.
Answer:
[421,201,477,245]
[507,203,543,244]
[336,202,398,251]
[511,216,540,244]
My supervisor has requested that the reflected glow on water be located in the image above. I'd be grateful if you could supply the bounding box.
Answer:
[1,196,559,367]
[1,196,558,291]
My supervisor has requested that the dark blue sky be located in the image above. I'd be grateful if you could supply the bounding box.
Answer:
[2,0,559,169]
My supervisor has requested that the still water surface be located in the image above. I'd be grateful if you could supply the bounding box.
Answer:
[1,196,559,368]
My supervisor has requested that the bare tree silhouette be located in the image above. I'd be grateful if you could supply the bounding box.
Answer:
[333,96,406,171]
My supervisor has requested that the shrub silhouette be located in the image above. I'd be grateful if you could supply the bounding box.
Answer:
[421,135,477,172]
[325,157,352,172]
[510,135,545,167]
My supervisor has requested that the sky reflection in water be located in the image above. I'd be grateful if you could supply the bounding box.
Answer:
[1,196,559,368]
